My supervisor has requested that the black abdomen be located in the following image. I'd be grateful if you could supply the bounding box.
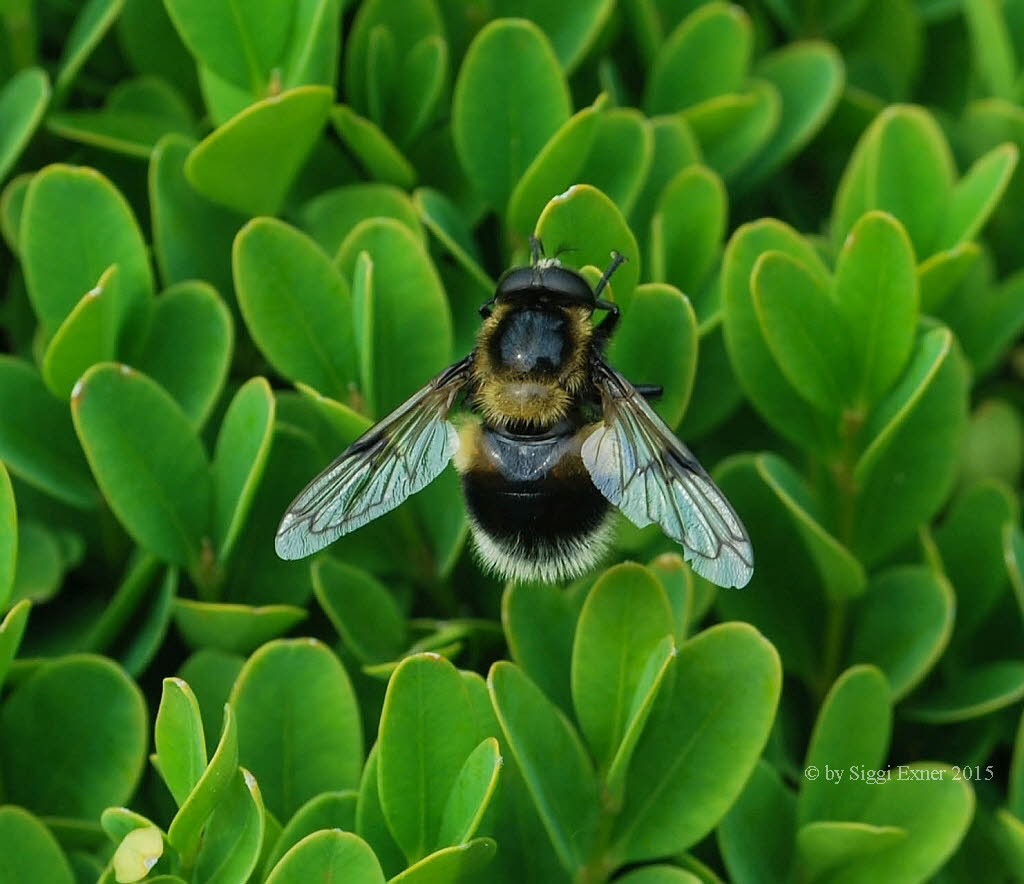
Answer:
[457,423,612,583]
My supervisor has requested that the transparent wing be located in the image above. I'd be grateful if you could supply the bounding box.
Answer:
[275,357,472,560]
[581,359,754,588]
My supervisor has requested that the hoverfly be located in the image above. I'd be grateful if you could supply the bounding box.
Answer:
[275,239,753,588]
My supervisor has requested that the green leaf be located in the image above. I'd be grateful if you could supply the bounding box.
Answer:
[645,3,753,113]
[0,172,31,253]
[173,600,307,655]
[904,661,1024,723]
[41,264,119,401]
[231,639,363,820]
[492,0,614,71]
[489,661,599,873]
[300,183,422,258]
[266,830,385,884]
[313,558,406,663]
[336,218,453,416]
[378,654,482,862]
[831,105,955,257]
[718,761,797,884]
[615,866,702,884]
[506,96,606,240]
[611,623,781,862]
[796,821,907,883]
[722,218,835,452]
[630,115,701,245]
[963,399,1024,488]
[852,327,969,564]
[164,0,293,92]
[8,519,65,606]
[135,281,233,427]
[0,599,30,694]
[155,677,208,808]
[193,767,265,884]
[177,649,245,757]
[732,41,844,192]
[650,165,725,297]
[71,363,211,571]
[389,35,448,146]
[801,665,892,824]
[753,250,855,415]
[648,553,698,643]
[608,283,697,428]
[938,143,1018,251]
[0,465,14,610]
[833,211,918,408]
[54,0,123,97]
[21,164,152,338]
[356,745,406,879]
[330,104,417,189]
[149,134,243,299]
[452,18,570,210]
[847,566,954,700]
[212,377,275,562]
[234,217,356,399]
[387,839,497,883]
[262,790,358,877]
[501,581,577,716]
[167,703,239,860]
[437,738,502,848]
[918,242,981,313]
[571,563,673,766]
[0,654,146,818]
[575,108,653,216]
[0,806,74,884]
[963,0,1017,100]
[684,82,781,180]
[0,68,49,183]
[415,187,494,293]
[186,86,333,216]
[535,184,640,310]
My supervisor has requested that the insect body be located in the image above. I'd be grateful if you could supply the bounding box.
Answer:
[275,240,754,588]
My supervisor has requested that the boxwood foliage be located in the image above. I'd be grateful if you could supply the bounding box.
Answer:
[1,0,1024,882]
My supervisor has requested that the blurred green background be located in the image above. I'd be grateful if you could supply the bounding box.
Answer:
[1,0,1024,881]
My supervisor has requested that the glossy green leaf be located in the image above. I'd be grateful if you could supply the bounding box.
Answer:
[936,143,1018,251]
[684,83,781,180]
[212,377,275,562]
[54,0,123,97]
[753,250,854,415]
[262,790,358,876]
[0,172,31,253]
[0,806,74,884]
[186,86,333,216]
[852,327,969,564]
[135,281,232,427]
[336,218,452,416]
[612,623,781,861]
[718,761,797,884]
[963,0,1017,100]
[173,600,307,655]
[313,558,405,663]
[963,399,1024,488]
[722,219,835,452]
[646,3,752,113]
[733,41,844,192]
[647,553,697,643]
[918,242,981,312]
[833,211,918,408]
[71,363,211,571]
[388,838,497,883]
[616,866,702,884]
[437,737,502,848]
[801,665,892,824]
[0,68,49,183]
[535,184,640,310]
[149,134,243,298]
[177,649,245,757]
[489,661,599,873]
[575,108,653,216]
[0,357,95,507]
[193,767,265,884]
[300,183,422,258]
[155,677,208,808]
[234,218,356,399]
[847,566,954,700]
[330,105,417,189]
[797,821,907,883]
[630,115,701,244]
[8,519,65,606]
[0,465,13,610]
[0,599,30,697]
[507,96,606,240]
[0,654,146,818]
[356,745,406,879]
[41,264,119,401]
[609,283,697,428]
[164,0,293,92]
[571,563,673,766]
[266,830,385,884]
[21,164,152,338]
[492,0,614,71]
[904,661,1024,723]
[231,639,362,820]
[452,19,570,210]
[415,187,493,293]
[378,654,482,862]
[650,165,725,297]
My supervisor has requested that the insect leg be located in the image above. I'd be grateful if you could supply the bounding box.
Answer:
[529,235,546,265]
[633,384,663,401]
[593,250,625,297]
[593,298,620,344]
